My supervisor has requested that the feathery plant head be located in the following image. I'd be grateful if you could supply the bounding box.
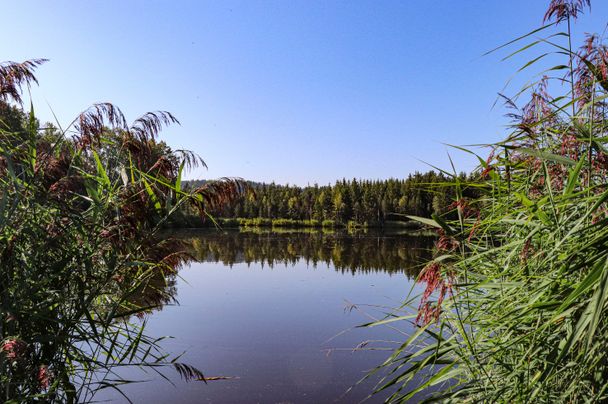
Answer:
[0,59,47,105]
[544,0,591,24]
[367,1,608,402]
[0,57,246,402]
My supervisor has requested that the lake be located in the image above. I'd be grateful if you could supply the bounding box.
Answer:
[97,229,433,403]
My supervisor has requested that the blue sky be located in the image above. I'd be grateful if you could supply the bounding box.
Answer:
[3,1,608,185]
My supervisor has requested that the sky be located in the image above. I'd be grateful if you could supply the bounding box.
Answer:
[3,1,608,185]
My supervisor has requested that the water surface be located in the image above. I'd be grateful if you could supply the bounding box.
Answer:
[99,230,433,403]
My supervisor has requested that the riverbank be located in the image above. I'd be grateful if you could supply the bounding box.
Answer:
[167,215,425,231]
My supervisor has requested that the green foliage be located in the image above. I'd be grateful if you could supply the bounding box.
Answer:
[371,1,608,402]
[219,217,240,227]
[346,220,366,230]
[184,174,475,228]
[321,219,336,228]
[0,61,242,402]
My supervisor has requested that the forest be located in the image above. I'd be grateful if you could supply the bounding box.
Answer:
[179,173,478,228]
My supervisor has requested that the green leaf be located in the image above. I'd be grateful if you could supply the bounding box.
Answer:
[556,258,606,315]
[93,150,110,187]
[515,192,534,208]
[483,24,552,56]
[563,156,585,196]
[405,215,441,229]
[517,53,549,73]
[142,177,162,213]
[586,256,608,350]
[516,148,576,166]
[431,213,455,235]
[175,161,185,196]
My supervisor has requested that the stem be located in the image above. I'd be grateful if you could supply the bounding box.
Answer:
[568,17,576,119]
[588,77,596,201]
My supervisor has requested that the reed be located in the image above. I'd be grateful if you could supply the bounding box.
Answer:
[368,1,608,401]
[0,60,244,402]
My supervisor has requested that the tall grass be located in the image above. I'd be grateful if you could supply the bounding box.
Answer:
[0,60,244,402]
[369,1,608,401]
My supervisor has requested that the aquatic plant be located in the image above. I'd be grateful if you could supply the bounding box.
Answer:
[369,0,608,401]
[0,59,244,402]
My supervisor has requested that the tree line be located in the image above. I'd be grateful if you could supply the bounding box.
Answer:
[182,172,478,227]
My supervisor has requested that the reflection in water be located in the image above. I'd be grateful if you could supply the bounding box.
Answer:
[135,229,434,318]
[180,229,434,277]
[134,229,434,317]
[100,230,436,403]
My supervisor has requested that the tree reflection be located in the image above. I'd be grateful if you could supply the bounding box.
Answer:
[179,229,434,277]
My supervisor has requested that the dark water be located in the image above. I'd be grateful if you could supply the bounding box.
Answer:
[98,229,433,403]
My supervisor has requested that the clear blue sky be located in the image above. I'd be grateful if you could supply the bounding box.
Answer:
[3,1,608,185]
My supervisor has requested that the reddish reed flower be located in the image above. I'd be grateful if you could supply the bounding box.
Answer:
[594,151,608,171]
[520,239,533,264]
[467,215,481,243]
[1,338,27,361]
[560,133,579,160]
[574,33,608,109]
[449,198,477,219]
[416,262,453,325]
[544,0,591,24]
[481,150,496,178]
[37,365,51,390]
[520,77,554,130]
[436,230,459,252]
[591,208,608,225]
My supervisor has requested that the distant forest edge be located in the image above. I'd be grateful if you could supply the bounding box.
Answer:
[170,172,479,229]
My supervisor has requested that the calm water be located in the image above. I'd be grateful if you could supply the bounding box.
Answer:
[98,230,433,403]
